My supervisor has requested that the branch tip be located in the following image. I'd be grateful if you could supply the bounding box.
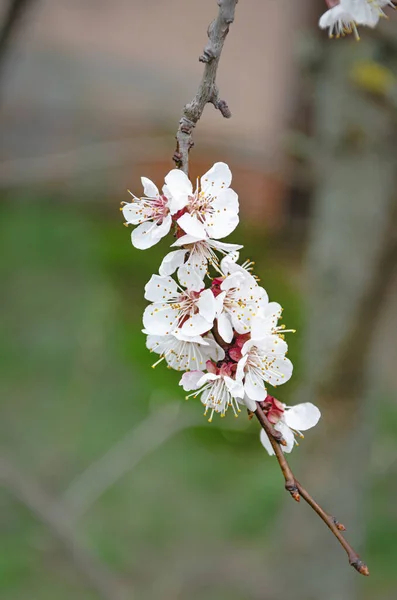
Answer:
[350,559,370,576]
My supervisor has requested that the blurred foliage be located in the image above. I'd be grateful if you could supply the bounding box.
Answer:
[0,192,396,599]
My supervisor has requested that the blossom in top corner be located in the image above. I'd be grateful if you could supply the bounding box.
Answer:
[319,0,394,40]
[259,396,321,454]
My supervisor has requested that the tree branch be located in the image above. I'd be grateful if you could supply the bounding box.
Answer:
[173,0,238,174]
[254,404,369,577]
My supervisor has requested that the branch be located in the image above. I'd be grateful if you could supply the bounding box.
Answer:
[254,404,369,577]
[0,456,129,600]
[173,0,238,174]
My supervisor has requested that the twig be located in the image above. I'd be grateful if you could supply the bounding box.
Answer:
[254,403,369,577]
[0,456,129,600]
[173,0,238,173]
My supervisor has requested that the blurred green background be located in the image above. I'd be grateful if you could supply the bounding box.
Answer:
[1,1,397,600]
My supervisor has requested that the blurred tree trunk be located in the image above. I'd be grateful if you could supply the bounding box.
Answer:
[268,36,397,600]
[0,0,35,84]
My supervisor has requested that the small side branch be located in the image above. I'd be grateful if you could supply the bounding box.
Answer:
[254,404,369,576]
[173,0,238,174]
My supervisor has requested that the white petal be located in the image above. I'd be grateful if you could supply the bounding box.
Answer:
[244,369,267,401]
[144,274,178,302]
[241,393,257,412]
[260,429,275,456]
[141,176,159,198]
[131,216,171,250]
[164,168,192,195]
[235,355,248,383]
[224,376,244,399]
[177,260,206,292]
[220,271,245,292]
[205,189,239,239]
[276,421,296,453]
[200,162,232,195]
[177,213,207,239]
[204,334,226,362]
[122,202,147,225]
[159,250,188,276]
[197,289,216,323]
[172,233,205,247]
[217,312,234,344]
[283,403,321,431]
[179,370,205,391]
[180,313,212,336]
[209,240,243,253]
[198,373,219,386]
[173,330,208,344]
[265,356,293,387]
[143,303,179,335]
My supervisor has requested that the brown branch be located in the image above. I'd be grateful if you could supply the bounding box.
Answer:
[254,404,369,577]
[173,0,238,174]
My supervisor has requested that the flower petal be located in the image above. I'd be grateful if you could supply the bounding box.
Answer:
[179,370,205,391]
[177,213,207,239]
[260,429,275,456]
[122,202,147,225]
[244,368,267,401]
[141,176,159,198]
[159,250,188,276]
[196,289,216,322]
[164,169,192,213]
[264,355,293,387]
[210,240,243,253]
[144,274,178,302]
[177,260,206,291]
[131,216,171,249]
[180,313,213,336]
[143,303,179,335]
[217,312,234,344]
[200,162,232,195]
[241,393,257,412]
[205,189,239,239]
[276,422,296,453]
[283,403,321,431]
[224,376,244,399]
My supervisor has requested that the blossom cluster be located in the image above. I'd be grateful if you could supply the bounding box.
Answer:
[319,0,394,39]
[122,163,320,455]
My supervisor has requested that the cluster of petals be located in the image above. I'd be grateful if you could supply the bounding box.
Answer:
[319,0,394,39]
[259,396,321,455]
[123,162,321,455]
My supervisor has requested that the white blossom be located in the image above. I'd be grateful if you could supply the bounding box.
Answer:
[143,274,216,337]
[122,176,183,250]
[146,332,224,371]
[165,162,240,241]
[236,313,294,401]
[159,235,242,291]
[215,270,268,343]
[260,402,321,454]
[179,369,245,421]
[319,0,393,39]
